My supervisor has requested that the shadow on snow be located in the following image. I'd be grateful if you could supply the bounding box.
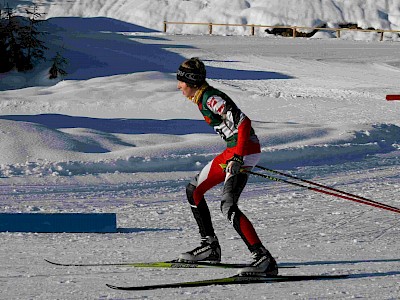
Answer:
[117,227,181,233]
[285,258,400,267]
[0,114,215,135]
[41,17,293,81]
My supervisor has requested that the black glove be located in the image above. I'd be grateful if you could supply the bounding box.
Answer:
[226,154,244,175]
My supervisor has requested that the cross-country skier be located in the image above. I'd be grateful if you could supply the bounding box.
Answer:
[176,57,278,275]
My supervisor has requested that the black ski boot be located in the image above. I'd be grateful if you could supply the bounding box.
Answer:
[238,246,278,276]
[178,236,221,262]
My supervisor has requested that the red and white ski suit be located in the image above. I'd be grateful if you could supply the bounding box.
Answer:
[186,84,263,251]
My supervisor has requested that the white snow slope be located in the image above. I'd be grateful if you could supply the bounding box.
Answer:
[0,1,400,299]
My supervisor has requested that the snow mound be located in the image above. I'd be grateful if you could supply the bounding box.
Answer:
[0,119,110,163]
[1,116,399,178]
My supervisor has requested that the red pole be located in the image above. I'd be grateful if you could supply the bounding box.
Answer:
[247,170,400,214]
[256,165,400,212]
[308,186,400,214]
[386,95,400,101]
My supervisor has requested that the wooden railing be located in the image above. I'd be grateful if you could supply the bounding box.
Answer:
[163,21,400,41]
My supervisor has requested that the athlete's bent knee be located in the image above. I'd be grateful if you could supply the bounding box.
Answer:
[186,183,197,205]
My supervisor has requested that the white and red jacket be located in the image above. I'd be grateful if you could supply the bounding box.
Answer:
[197,85,259,156]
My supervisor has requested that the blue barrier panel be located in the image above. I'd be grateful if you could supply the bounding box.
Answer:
[0,213,117,233]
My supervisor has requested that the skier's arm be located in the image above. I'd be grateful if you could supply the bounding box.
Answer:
[225,117,251,174]
[235,116,251,156]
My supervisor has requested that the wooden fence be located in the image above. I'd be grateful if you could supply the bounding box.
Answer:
[163,21,400,41]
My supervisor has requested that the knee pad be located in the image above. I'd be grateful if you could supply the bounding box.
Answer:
[186,183,197,206]
[220,173,248,217]
[222,173,248,201]
[220,199,238,220]
[221,203,242,226]
[220,199,229,218]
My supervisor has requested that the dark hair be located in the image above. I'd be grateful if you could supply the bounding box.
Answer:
[177,57,206,87]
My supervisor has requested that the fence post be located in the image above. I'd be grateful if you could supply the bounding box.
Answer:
[160,22,399,41]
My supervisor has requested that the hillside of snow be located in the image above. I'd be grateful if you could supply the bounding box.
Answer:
[10,0,400,34]
[1,23,400,175]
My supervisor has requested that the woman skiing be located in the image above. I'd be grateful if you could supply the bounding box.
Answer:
[176,57,278,275]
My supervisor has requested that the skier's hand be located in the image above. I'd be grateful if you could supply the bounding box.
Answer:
[226,154,244,175]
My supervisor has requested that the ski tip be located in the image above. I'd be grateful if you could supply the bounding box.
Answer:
[44,259,81,267]
[106,284,119,290]
[106,283,139,291]
[44,259,61,265]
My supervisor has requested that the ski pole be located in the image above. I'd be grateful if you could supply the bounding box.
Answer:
[255,165,400,212]
[246,170,400,214]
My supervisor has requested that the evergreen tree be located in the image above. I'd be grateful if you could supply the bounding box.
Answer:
[49,51,68,79]
[0,8,10,72]
[0,4,16,72]
[16,5,48,71]
[0,3,48,73]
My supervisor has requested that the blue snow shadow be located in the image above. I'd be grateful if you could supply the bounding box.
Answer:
[117,227,181,233]
[0,114,215,135]
[285,258,400,267]
[48,17,157,33]
[45,17,292,81]
[279,258,400,282]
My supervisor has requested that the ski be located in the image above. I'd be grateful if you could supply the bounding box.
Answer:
[106,273,348,290]
[44,258,295,269]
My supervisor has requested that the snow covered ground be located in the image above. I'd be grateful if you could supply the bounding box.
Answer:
[1,1,400,299]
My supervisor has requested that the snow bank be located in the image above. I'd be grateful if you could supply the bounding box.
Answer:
[1,116,399,177]
[10,0,400,35]
[1,1,400,178]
